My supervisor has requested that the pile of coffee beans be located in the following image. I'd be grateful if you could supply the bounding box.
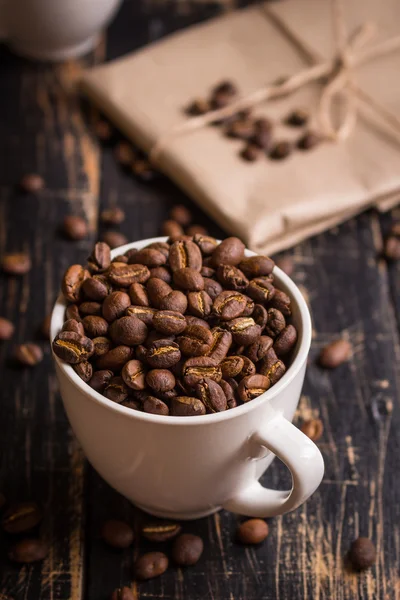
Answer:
[186,80,321,163]
[52,235,298,416]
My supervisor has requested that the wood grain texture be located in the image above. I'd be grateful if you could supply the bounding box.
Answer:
[1,1,400,599]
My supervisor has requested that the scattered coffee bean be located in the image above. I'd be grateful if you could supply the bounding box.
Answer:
[300,418,323,442]
[172,533,204,566]
[269,141,292,160]
[318,339,351,368]
[226,119,254,140]
[141,522,181,542]
[2,501,42,533]
[135,552,169,580]
[0,317,14,340]
[241,143,260,162]
[2,252,31,275]
[9,538,49,563]
[237,519,269,544]
[390,222,400,236]
[384,235,400,261]
[286,108,309,127]
[111,587,134,600]
[349,538,376,570]
[20,173,45,193]
[213,80,237,97]
[297,131,320,150]
[101,231,128,249]
[101,207,125,226]
[101,519,134,548]
[14,343,43,366]
[62,215,88,240]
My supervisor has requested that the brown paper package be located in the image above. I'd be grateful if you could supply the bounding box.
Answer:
[80,0,400,254]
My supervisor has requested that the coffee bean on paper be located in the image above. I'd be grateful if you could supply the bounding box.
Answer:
[2,502,42,534]
[300,418,323,442]
[9,539,49,563]
[135,552,169,580]
[14,343,43,366]
[63,216,88,241]
[318,339,351,368]
[0,317,14,340]
[2,252,31,275]
[172,533,204,566]
[141,522,182,542]
[101,519,134,549]
[237,519,269,544]
[349,538,376,570]
[19,173,45,193]
[111,587,134,600]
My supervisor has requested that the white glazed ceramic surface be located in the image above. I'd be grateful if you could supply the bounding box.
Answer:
[51,237,324,520]
[0,0,122,61]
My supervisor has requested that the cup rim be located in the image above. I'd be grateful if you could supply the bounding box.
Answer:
[51,237,312,426]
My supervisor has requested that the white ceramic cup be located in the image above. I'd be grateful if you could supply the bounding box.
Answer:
[51,237,324,520]
[0,0,122,61]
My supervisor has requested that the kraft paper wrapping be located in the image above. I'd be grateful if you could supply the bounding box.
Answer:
[80,0,400,254]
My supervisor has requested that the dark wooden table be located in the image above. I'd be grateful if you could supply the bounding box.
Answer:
[1,2,400,598]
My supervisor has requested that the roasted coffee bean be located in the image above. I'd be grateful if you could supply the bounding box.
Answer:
[245,335,273,363]
[108,263,151,287]
[104,376,129,403]
[9,538,49,563]
[131,248,166,267]
[301,418,323,441]
[82,316,108,338]
[97,346,133,372]
[239,255,274,278]
[79,301,102,316]
[149,266,172,283]
[14,343,43,366]
[100,206,125,226]
[258,348,286,385]
[168,234,193,243]
[211,237,245,267]
[2,252,31,275]
[247,278,275,303]
[121,360,147,390]
[109,315,147,346]
[159,290,188,314]
[187,290,212,318]
[273,324,297,356]
[92,337,111,357]
[2,502,42,533]
[124,248,139,262]
[143,396,169,415]
[297,131,320,150]
[349,538,376,571]
[193,234,218,256]
[161,220,184,238]
[185,316,210,329]
[111,587,134,600]
[242,296,255,317]
[169,240,202,272]
[269,288,291,316]
[269,141,292,160]
[171,396,206,417]
[146,278,173,308]
[252,126,271,149]
[65,305,81,324]
[214,80,237,97]
[101,231,128,249]
[318,339,351,368]
[20,173,45,193]
[237,355,256,379]
[129,283,149,306]
[286,108,308,127]
[153,310,187,335]
[62,264,90,302]
[220,355,244,378]
[126,305,156,326]
[145,330,175,349]
[206,327,232,363]
[196,378,226,412]
[103,291,131,322]
[237,519,269,544]
[146,369,175,393]
[82,275,110,301]
[172,533,204,565]
[169,204,192,226]
[146,340,181,369]
[203,278,223,301]
[200,266,215,278]
[252,304,268,329]
[135,551,169,580]
[0,316,14,340]
[101,519,134,548]
[142,522,182,542]
[173,268,204,291]
[146,241,170,255]
[135,344,148,362]
[264,308,286,338]
[217,265,249,291]
[213,290,247,321]
[225,318,261,346]
[226,119,254,140]
[62,215,87,241]
[121,398,142,411]
[113,254,129,264]
[241,142,260,162]
[62,318,85,335]
[73,361,93,382]
[87,242,111,273]
[178,325,213,357]
[53,331,94,364]
[89,369,113,393]
[182,357,222,387]
[186,225,207,237]
[238,374,270,402]
[219,379,237,408]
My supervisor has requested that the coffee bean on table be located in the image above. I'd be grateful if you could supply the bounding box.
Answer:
[73,361,93,382]
[102,291,131,322]
[210,237,245,267]
[52,332,94,364]
[301,418,323,442]
[135,551,169,580]
[92,337,111,357]
[318,339,351,368]
[273,324,297,356]
[146,369,175,393]
[62,215,88,240]
[146,340,181,369]
[0,317,14,340]
[169,240,202,272]
[89,369,113,393]
[141,522,181,542]
[153,310,187,335]
[62,264,90,303]
[182,357,222,387]
[111,586,134,600]
[2,501,42,533]
[104,376,129,403]
[9,539,49,563]
[161,220,184,238]
[19,173,45,193]
[100,207,125,226]
[101,231,128,249]
[14,343,43,366]
[172,533,204,566]
[349,538,376,571]
[143,396,169,415]
[171,396,206,417]
[269,141,292,160]
[177,325,213,356]
[101,519,134,548]
[132,158,155,182]
[96,346,133,372]
[2,252,31,275]
[196,378,227,412]
[247,278,275,303]
[238,374,270,402]
[237,519,269,544]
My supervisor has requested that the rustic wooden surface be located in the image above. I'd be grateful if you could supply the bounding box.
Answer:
[1,1,400,599]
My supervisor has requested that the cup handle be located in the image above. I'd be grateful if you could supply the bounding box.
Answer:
[222,413,324,517]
